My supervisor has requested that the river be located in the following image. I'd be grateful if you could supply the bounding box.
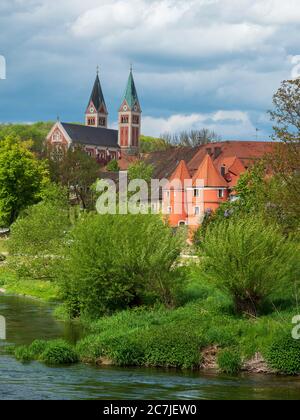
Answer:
[0,294,299,400]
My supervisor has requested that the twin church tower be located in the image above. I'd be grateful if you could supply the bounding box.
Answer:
[85,68,142,152]
[47,68,142,160]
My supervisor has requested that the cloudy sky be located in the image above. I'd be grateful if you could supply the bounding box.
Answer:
[0,0,299,139]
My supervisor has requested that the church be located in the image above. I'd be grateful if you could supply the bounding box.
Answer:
[46,68,141,163]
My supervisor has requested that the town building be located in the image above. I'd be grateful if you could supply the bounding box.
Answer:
[46,68,142,164]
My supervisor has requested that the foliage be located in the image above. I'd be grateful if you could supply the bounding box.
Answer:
[58,213,184,317]
[200,215,300,316]
[106,159,120,172]
[0,122,53,154]
[127,161,154,184]
[15,339,78,365]
[268,79,300,228]
[217,349,242,374]
[139,135,172,153]
[40,340,78,365]
[7,195,71,281]
[265,334,300,375]
[0,137,49,226]
[48,146,99,210]
[160,129,221,147]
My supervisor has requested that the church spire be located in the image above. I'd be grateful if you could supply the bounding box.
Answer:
[121,67,141,111]
[118,67,142,153]
[85,70,108,128]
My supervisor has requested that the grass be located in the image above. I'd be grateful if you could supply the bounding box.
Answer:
[0,238,8,254]
[0,265,61,301]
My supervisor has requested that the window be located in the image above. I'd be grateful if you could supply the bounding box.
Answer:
[88,118,95,126]
[167,206,172,214]
[99,117,106,126]
[221,165,226,177]
[218,189,224,199]
[194,189,200,197]
[133,115,139,124]
[121,115,129,124]
[178,221,186,226]
[194,207,200,216]
[53,131,61,142]
[52,145,64,161]
[166,191,170,198]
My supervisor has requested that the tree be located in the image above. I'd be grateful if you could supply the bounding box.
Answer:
[127,161,154,184]
[139,135,172,153]
[8,197,71,280]
[59,214,184,317]
[0,122,53,154]
[48,146,100,210]
[106,159,120,172]
[161,129,221,147]
[268,79,300,225]
[201,216,299,317]
[0,137,48,226]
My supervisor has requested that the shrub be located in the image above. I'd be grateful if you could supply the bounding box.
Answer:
[14,346,34,362]
[40,340,78,365]
[59,214,184,317]
[217,349,242,374]
[265,334,300,375]
[106,159,120,172]
[201,215,300,316]
[29,340,48,357]
[143,324,204,369]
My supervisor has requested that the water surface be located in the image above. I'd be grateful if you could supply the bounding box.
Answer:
[0,294,299,400]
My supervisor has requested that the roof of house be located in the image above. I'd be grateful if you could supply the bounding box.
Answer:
[144,147,200,179]
[88,74,107,112]
[192,154,228,187]
[122,70,141,109]
[61,123,119,148]
[169,160,191,183]
[188,141,274,175]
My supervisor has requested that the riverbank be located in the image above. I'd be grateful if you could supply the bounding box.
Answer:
[12,280,300,376]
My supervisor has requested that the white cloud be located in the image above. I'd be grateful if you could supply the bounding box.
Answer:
[139,110,262,139]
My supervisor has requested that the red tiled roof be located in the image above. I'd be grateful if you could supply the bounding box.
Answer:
[192,154,228,187]
[169,160,191,182]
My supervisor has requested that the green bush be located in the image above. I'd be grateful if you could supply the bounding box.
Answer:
[29,340,48,357]
[40,340,78,365]
[265,334,300,375]
[59,214,184,317]
[217,349,242,374]
[106,159,120,172]
[201,215,300,316]
[14,346,34,362]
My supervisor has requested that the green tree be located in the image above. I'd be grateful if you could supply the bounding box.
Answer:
[59,213,184,317]
[0,122,53,154]
[0,137,48,226]
[48,146,99,210]
[8,196,71,280]
[201,216,299,316]
[127,161,154,183]
[139,135,172,153]
[106,159,120,172]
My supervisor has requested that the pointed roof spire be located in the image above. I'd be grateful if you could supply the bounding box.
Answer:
[122,66,141,110]
[169,160,191,183]
[88,70,107,112]
[192,154,228,187]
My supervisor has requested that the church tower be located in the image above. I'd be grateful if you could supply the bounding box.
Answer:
[118,68,141,153]
[85,69,108,128]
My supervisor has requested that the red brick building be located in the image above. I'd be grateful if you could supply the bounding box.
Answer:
[46,68,142,162]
